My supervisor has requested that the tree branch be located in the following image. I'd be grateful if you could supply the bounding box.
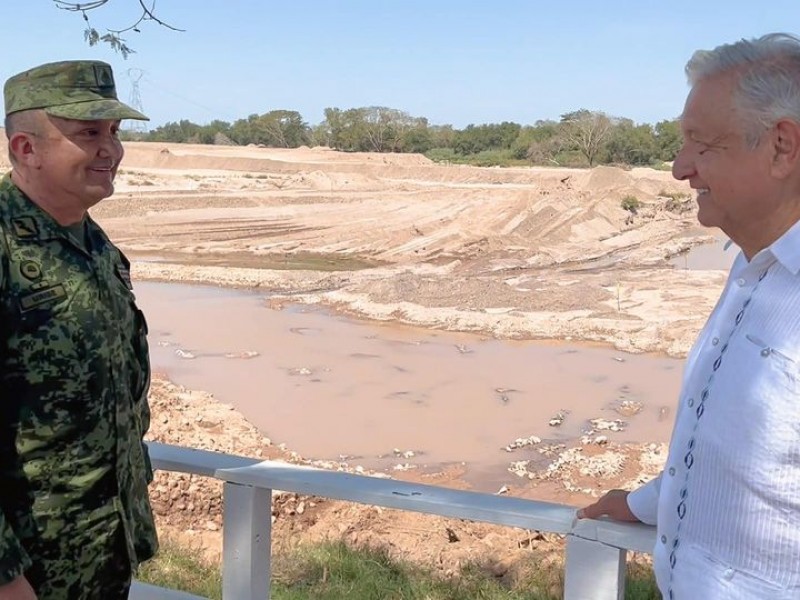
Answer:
[52,0,184,57]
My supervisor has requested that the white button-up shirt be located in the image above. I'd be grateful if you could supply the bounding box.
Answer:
[628,221,800,599]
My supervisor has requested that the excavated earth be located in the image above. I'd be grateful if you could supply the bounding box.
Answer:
[15,142,732,576]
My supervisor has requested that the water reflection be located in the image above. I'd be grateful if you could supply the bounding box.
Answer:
[672,233,738,271]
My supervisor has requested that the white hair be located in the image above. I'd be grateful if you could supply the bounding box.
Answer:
[685,33,800,147]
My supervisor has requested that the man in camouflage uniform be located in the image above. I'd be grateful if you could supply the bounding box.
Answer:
[0,61,157,599]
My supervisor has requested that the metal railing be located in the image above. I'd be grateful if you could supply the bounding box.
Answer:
[131,442,656,600]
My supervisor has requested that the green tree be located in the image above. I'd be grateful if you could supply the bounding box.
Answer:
[604,119,659,165]
[146,119,203,143]
[322,107,368,151]
[362,106,402,152]
[513,121,558,161]
[229,114,258,145]
[253,110,310,147]
[453,122,521,155]
[655,119,683,161]
[319,106,428,153]
[196,120,233,145]
[427,125,456,151]
[309,122,332,147]
[400,126,433,153]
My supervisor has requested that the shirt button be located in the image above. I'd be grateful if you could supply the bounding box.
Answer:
[736,278,746,287]
[723,568,735,581]
[687,397,694,407]
[711,337,720,346]
[761,348,770,357]
[669,467,676,476]
[661,535,667,544]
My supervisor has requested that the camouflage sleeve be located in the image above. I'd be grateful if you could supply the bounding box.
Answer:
[0,234,33,584]
[0,514,32,586]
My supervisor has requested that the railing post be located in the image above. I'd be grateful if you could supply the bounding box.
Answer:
[222,482,272,600]
[563,535,626,600]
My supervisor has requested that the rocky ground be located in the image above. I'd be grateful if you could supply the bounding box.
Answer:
[145,373,660,576]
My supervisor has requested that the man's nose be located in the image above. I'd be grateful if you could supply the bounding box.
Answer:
[671,146,695,181]
[97,134,122,158]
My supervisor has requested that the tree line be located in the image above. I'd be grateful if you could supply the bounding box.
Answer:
[128,106,682,168]
[53,3,681,168]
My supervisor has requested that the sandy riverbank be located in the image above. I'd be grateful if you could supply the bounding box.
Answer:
[83,142,727,568]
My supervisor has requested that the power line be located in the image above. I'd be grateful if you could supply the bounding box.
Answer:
[140,74,240,122]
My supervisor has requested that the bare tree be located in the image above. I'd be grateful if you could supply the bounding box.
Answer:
[560,109,613,167]
[526,137,566,166]
[52,0,184,57]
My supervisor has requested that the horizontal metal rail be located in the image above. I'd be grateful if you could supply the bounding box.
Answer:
[132,442,656,600]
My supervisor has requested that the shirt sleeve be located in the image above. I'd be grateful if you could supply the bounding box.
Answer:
[626,472,662,526]
[0,512,31,586]
[0,201,32,583]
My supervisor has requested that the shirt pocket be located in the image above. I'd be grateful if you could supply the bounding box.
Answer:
[744,333,800,395]
[687,543,800,597]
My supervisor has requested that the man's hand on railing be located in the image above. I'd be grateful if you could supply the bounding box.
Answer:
[0,575,37,600]
[576,489,640,522]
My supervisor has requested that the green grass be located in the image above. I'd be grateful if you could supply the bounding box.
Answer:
[138,539,658,599]
[137,538,223,598]
[424,148,530,167]
[621,195,641,214]
[651,161,673,171]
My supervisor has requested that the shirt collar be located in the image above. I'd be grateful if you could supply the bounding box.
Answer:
[766,218,800,276]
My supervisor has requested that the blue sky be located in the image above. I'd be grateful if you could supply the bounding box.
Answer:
[4,1,800,129]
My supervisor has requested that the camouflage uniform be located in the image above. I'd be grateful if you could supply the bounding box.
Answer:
[0,61,155,599]
[0,175,158,597]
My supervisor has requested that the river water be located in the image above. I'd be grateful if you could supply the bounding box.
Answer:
[671,233,738,271]
[135,282,685,487]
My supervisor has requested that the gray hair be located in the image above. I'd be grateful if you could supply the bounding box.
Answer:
[5,110,47,165]
[685,33,800,147]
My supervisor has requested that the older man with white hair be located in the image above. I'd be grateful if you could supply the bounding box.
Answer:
[579,33,800,599]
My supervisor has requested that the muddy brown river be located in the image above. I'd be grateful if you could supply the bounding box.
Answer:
[135,281,686,486]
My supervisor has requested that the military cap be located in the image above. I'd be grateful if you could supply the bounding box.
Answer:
[4,60,148,121]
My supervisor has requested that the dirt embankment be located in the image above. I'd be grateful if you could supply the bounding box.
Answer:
[98,144,724,358]
[113,143,713,571]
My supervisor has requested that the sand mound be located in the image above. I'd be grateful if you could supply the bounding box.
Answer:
[284,169,382,191]
[581,166,634,193]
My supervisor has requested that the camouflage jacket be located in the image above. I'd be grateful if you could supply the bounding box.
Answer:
[0,174,157,586]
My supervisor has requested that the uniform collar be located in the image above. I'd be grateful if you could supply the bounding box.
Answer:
[0,173,76,243]
[0,172,100,249]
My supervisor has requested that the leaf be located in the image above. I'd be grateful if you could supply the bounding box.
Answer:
[83,27,100,46]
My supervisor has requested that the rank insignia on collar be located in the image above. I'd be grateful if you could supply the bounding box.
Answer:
[12,217,38,238]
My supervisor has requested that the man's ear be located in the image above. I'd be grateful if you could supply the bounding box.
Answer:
[8,132,41,168]
[770,119,800,179]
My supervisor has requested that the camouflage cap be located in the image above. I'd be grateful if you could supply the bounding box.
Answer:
[4,60,148,121]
